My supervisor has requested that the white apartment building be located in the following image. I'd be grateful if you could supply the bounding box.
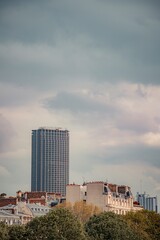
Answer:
[66,184,87,203]
[66,181,142,215]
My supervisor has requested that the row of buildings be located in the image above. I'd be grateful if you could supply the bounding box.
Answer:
[66,182,138,215]
[0,191,60,225]
[0,127,158,225]
[0,182,158,225]
[66,182,158,214]
[30,127,159,214]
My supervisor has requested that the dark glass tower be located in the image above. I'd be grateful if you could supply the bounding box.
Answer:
[31,128,69,196]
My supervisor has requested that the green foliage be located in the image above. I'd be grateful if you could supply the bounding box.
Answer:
[1,208,160,240]
[8,225,26,240]
[25,208,87,240]
[85,211,140,240]
[124,210,160,240]
[145,210,160,239]
[0,222,9,240]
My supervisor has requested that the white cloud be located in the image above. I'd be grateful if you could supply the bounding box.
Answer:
[142,132,160,146]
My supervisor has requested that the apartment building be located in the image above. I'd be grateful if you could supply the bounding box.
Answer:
[66,181,142,214]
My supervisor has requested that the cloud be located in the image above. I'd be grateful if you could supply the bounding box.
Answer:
[0,1,160,201]
[0,152,30,195]
[0,114,15,152]
[0,0,160,87]
[43,83,160,133]
[0,82,39,107]
[43,91,115,114]
[0,165,10,177]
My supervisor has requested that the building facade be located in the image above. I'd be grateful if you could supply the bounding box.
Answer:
[136,192,158,212]
[0,203,33,225]
[66,181,142,215]
[31,128,69,195]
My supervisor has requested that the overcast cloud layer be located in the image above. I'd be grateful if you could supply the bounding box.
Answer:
[0,0,160,207]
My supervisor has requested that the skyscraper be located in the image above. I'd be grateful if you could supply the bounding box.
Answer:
[31,127,69,196]
[137,192,158,212]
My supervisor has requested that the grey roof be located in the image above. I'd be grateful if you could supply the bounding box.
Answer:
[26,203,51,216]
[0,210,19,219]
[0,204,17,209]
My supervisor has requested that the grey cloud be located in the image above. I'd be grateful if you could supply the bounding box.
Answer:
[0,0,160,197]
[0,0,159,87]
[0,114,15,152]
[70,143,160,177]
[144,170,160,188]
[44,89,159,134]
[44,91,115,114]
[115,114,158,133]
[1,0,159,45]
[0,154,30,195]
[81,143,160,172]
[0,83,37,107]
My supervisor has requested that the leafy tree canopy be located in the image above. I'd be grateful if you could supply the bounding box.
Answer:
[0,222,9,240]
[57,201,101,223]
[124,210,160,240]
[8,225,26,240]
[25,208,87,240]
[85,211,140,240]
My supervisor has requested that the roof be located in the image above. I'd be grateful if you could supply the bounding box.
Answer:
[33,127,69,131]
[26,203,51,216]
[24,191,47,199]
[67,184,81,186]
[0,197,18,207]
[0,204,16,209]
[17,202,33,216]
[0,210,19,218]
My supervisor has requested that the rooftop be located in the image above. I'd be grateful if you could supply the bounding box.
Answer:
[33,127,69,131]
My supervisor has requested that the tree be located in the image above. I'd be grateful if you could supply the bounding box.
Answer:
[72,201,101,223]
[56,201,73,211]
[25,208,87,240]
[85,211,140,240]
[57,201,101,223]
[0,222,9,240]
[145,210,160,240]
[8,225,26,240]
[124,210,160,240]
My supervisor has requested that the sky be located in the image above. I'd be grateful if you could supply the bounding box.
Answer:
[0,0,160,205]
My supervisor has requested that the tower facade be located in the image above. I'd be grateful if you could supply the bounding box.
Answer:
[136,192,158,212]
[31,127,69,196]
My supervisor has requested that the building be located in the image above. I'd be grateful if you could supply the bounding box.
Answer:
[0,203,33,225]
[136,192,158,212]
[26,203,51,217]
[66,184,87,203]
[66,181,142,215]
[0,197,18,207]
[0,192,55,225]
[0,210,20,225]
[31,127,69,196]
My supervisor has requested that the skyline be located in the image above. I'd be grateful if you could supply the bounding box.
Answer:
[0,0,160,206]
